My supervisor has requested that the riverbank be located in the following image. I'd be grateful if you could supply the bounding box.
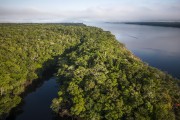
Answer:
[1,24,179,120]
[6,77,59,120]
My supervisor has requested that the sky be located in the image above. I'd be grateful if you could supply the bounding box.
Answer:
[0,0,180,23]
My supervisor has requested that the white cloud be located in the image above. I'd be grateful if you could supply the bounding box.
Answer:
[0,3,180,22]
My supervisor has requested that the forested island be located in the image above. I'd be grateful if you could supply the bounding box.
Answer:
[0,24,180,120]
[109,22,180,28]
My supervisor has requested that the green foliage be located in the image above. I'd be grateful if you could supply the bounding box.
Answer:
[0,23,87,117]
[0,23,179,119]
[51,25,180,119]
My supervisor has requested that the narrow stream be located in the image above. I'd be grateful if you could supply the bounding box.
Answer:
[7,77,59,120]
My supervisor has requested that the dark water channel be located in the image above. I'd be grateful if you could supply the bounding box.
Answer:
[7,77,60,120]
[6,22,180,120]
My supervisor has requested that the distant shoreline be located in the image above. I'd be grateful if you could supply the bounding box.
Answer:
[107,22,180,28]
[0,23,86,26]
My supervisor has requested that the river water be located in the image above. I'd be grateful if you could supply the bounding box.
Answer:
[6,23,180,120]
[7,77,59,120]
[86,22,180,79]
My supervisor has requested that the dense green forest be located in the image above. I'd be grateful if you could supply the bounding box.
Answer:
[0,24,180,120]
[0,23,86,119]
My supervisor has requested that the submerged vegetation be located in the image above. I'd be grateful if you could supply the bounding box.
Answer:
[0,24,180,120]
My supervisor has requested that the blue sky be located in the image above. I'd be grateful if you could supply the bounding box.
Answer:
[0,0,180,22]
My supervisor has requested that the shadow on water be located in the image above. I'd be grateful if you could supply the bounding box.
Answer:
[6,39,86,120]
[5,56,70,120]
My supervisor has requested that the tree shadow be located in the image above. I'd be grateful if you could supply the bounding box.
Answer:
[6,56,60,120]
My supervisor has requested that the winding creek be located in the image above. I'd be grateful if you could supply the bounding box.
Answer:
[6,23,180,120]
[7,77,59,120]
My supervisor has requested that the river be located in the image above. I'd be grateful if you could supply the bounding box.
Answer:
[86,22,180,79]
[6,22,180,120]
[7,77,59,120]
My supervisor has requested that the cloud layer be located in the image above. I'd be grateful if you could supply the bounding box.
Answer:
[0,0,180,22]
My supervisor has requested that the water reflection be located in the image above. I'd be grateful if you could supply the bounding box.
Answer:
[86,22,180,78]
[7,77,59,120]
